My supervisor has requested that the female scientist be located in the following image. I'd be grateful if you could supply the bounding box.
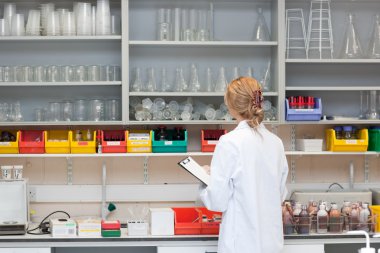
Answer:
[200,77,288,253]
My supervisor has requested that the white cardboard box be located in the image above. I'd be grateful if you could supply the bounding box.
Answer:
[50,218,77,237]
[296,139,323,152]
[77,219,101,237]
[150,208,174,236]
[128,221,149,236]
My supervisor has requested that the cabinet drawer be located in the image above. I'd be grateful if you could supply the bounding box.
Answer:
[157,246,217,253]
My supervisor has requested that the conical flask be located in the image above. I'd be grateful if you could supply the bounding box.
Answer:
[214,66,228,92]
[131,67,143,92]
[368,14,380,59]
[246,67,254,78]
[174,67,188,92]
[340,13,363,59]
[189,63,201,92]
[160,67,172,92]
[253,7,270,41]
[145,67,157,92]
[205,67,214,92]
[231,66,240,82]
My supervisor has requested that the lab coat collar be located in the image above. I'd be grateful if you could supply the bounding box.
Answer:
[235,120,266,131]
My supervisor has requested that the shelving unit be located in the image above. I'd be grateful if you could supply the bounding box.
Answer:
[0,36,122,41]
[129,40,278,46]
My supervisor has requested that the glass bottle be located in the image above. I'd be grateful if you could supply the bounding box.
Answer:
[156,125,167,141]
[205,67,214,92]
[174,67,188,92]
[367,90,378,119]
[334,126,343,139]
[173,127,184,140]
[132,68,143,92]
[298,205,310,234]
[342,201,352,231]
[253,7,270,41]
[342,126,353,139]
[349,204,360,230]
[189,63,201,92]
[283,202,294,235]
[359,91,368,119]
[329,203,341,233]
[214,66,228,92]
[145,67,157,92]
[317,204,328,233]
[293,202,302,216]
[368,14,380,59]
[359,202,371,231]
[340,13,363,59]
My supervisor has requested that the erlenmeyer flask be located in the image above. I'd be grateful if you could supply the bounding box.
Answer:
[253,7,270,41]
[189,63,201,92]
[368,14,380,59]
[260,62,271,91]
[205,67,214,92]
[214,66,228,92]
[340,13,363,59]
[131,67,143,92]
[174,67,188,92]
[246,67,254,78]
[367,90,378,119]
[160,67,172,92]
[231,66,240,81]
[145,67,157,92]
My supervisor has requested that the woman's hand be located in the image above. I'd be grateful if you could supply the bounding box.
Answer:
[203,165,211,175]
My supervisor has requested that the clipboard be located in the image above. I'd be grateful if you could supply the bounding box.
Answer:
[178,156,210,186]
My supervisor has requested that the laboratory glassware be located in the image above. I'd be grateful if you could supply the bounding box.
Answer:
[306,0,334,59]
[157,8,171,41]
[214,66,228,92]
[181,9,194,41]
[62,101,73,121]
[286,9,307,59]
[160,67,171,92]
[260,62,271,92]
[60,65,74,82]
[368,14,380,59]
[173,8,181,41]
[231,66,240,81]
[205,67,214,92]
[62,12,76,36]
[76,2,92,36]
[197,9,210,41]
[367,90,378,119]
[189,63,201,92]
[88,65,101,81]
[40,3,55,36]
[74,99,87,121]
[340,13,363,59]
[4,3,16,33]
[0,19,10,36]
[96,0,111,35]
[253,7,270,41]
[46,65,60,82]
[145,67,157,92]
[89,99,104,121]
[11,14,25,36]
[26,10,41,36]
[359,91,368,120]
[174,67,188,92]
[246,67,254,77]
[49,102,61,121]
[317,204,328,233]
[131,67,143,92]
[46,11,60,36]
[105,99,120,121]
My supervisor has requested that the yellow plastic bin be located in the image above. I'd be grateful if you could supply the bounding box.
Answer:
[370,205,380,232]
[0,130,19,154]
[126,130,152,153]
[44,130,71,154]
[70,130,96,154]
[326,129,368,152]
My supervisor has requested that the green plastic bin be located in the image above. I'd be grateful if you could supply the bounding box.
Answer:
[152,129,188,153]
[368,127,380,151]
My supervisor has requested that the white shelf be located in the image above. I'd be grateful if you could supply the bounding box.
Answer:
[129,91,278,96]
[0,36,122,41]
[0,121,123,126]
[286,120,380,125]
[129,40,278,47]
[285,151,379,156]
[0,152,212,158]
[286,59,380,64]
[128,120,279,125]
[0,81,122,87]
[286,86,380,91]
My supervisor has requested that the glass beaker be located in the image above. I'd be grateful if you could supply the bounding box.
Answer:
[253,7,270,41]
[49,102,61,121]
[368,14,380,59]
[105,99,120,121]
[89,99,104,121]
[359,91,368,119]
[340,13,363,59]
[74,99,87,121]
[62,101,73,121]
[197,9,210,41]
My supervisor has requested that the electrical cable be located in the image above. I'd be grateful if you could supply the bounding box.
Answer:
[27,210,70,235]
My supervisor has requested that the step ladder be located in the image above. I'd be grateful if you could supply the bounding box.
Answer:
[306,0,334,59]
[286,9,307,59]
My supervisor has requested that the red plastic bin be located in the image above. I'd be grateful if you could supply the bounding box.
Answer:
[19,130,45,154]
[196,207,222,235]
[201,129,227,152]
[101,130,127,153]
[172,207,201,235]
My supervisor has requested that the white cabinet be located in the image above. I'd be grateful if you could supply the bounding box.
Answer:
[157,246,217,253]
[282,245,324,253]
[0,248,50,253]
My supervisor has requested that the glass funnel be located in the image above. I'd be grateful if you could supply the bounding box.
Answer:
[340,13,363,59]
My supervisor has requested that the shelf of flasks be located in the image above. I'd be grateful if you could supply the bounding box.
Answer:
[286,59,380,64]
[129,40,278,47]
[0,82,122,87]
[0,36,122,41]
[127,120,279,125]
[0,121,123,126]
[129,92,279,97]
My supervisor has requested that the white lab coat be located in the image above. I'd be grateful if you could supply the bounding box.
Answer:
[200,120,288,253]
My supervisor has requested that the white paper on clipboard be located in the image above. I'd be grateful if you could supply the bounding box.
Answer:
[178,156,210,186]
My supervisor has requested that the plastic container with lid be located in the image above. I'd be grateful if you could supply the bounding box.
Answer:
[368,126,380,151]
[343,126,353,139]
[333,126,343,139]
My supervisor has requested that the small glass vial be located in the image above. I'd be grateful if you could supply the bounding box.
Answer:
[317,204,328,233]
[334,126,343,139]
[342,126,353,139]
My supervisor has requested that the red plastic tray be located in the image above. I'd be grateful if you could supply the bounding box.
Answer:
[196,207,222,235]
[101,220,121,230]
[101,130,127,153]
[19,130,45,154]
[201,129,226,152]
[172,207,201,235]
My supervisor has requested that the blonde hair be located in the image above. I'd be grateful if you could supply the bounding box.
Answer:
[225,76,264,129]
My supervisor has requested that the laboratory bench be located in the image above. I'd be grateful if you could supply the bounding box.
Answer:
[1,230,380,253]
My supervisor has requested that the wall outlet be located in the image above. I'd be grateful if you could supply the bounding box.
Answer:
[29,186,37,202]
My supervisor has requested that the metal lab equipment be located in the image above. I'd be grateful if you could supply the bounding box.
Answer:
[0,179,29,235]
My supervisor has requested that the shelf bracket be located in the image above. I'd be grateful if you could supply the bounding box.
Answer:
[66,157,73,185]
[291,125,296,151]
[364,155,369,184]
[290,157,296,184]
[143,156,149,185]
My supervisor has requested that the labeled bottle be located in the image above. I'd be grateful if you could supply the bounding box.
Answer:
[308,200,318,233]
[96,130,102,154]
[283,202,294,235]
[329,203,341,233]
[341,201,352,231]
[359,202,371,232]
[156,126,167,141]
[293,202,302,216]
[298,205,310,234]
[349,204,360,230]
[317,204,328,233]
